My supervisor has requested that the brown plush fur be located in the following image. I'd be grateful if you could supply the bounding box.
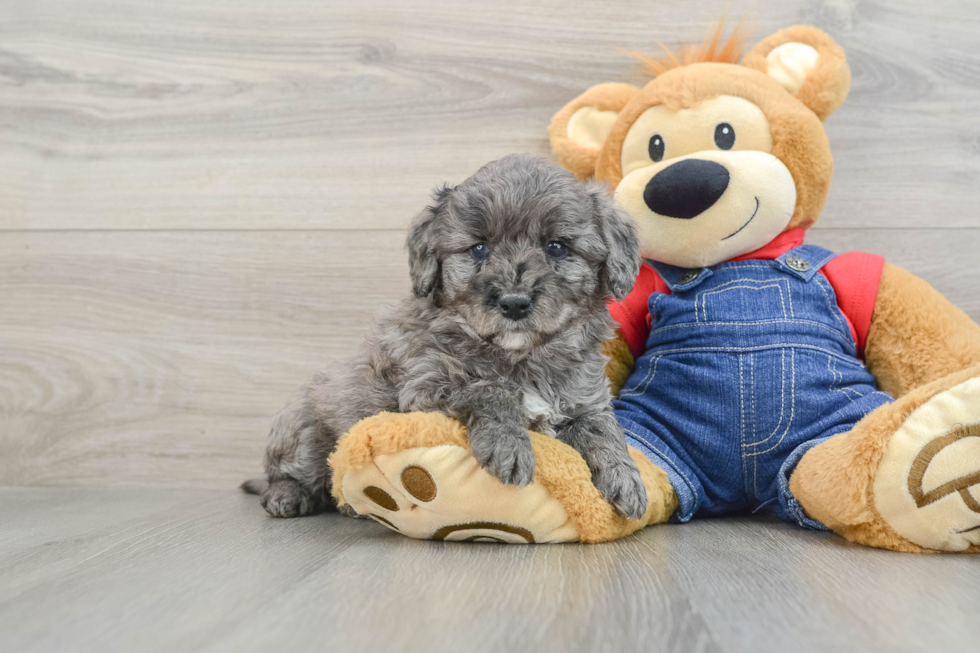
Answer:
[791,364,980,553]
[550,24,980,552]
[331,24,980,551]
[601,331,635,398]
[329,411,677,543]
[865,263,980,397]
[742,26,851,121]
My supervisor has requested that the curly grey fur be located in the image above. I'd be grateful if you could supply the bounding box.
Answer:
[251,154,648,520]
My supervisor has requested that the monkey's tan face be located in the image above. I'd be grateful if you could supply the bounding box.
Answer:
[612,95,797,268]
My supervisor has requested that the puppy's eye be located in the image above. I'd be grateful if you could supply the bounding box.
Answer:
[546,241,568,259]
[714,123,735,150]
[648,134,665,162]
[470,243,490,260]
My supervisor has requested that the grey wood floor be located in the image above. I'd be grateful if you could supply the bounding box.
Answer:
[2,487,978,653]
[2,0,980,651]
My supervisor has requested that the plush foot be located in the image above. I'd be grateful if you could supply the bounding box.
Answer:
[327,412,678,543]
[873,375,980,551]
[792,369,980,552]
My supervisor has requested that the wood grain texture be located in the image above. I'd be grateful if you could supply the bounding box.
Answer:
[0,230,410,487]
[0,0,978,489]
[1,0,979,230]
[0,487,978,653]
[1,229,978,488]
[2,3,978,650]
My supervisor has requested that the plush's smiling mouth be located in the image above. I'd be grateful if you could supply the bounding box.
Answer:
[721,197,760,241]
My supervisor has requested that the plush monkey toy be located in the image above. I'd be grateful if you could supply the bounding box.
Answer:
[329,25,980,552]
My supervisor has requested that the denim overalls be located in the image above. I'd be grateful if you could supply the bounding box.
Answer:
[614,245,894,529]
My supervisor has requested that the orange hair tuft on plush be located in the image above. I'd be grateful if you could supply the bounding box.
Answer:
[625,16,750,77]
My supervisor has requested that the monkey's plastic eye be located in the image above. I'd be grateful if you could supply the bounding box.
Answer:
[470,243,490,260]
[714,123,735,150]
[648,134,665,162]
[546,241,568,259]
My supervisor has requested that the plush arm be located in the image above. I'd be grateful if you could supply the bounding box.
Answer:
[602,330,636,398]
[865,262,980,398]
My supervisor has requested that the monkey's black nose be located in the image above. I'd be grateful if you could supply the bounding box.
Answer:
[498,293,532,320]
[644,159,730,219]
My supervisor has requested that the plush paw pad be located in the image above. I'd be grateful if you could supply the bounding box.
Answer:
[340,445,580,543]
[874,376,980,551]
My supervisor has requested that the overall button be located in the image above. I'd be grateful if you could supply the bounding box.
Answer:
[678,269,701,284]
[786,256,811,272]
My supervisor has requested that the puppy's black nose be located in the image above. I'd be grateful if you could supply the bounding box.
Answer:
[498,293,532,320]
[644,159,730,219]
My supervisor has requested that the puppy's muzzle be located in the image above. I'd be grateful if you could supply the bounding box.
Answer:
[643,159,730,219]
[498,293,533,321]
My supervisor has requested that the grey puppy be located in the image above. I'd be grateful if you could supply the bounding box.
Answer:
[244,153,648,519]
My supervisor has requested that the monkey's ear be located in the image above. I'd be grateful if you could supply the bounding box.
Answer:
[406,185,450,298]
[589,181,640,301]
[549,83,639,180]
[742,26,851,121]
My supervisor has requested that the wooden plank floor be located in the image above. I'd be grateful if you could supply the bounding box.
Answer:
[1,487,978,653]
[2,1,980,650]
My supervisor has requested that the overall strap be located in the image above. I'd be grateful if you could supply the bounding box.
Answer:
[648,260,715,292]
[773,244,837,282]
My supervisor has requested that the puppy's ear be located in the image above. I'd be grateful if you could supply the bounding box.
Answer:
[406,185,451,298]
[589,182,640,301]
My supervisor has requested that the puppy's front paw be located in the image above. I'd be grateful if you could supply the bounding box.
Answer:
[261,479,314,518]
[468,421,536,487]
[592,459,648,520]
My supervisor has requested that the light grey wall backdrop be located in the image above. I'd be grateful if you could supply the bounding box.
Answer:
[2,0,978,489]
